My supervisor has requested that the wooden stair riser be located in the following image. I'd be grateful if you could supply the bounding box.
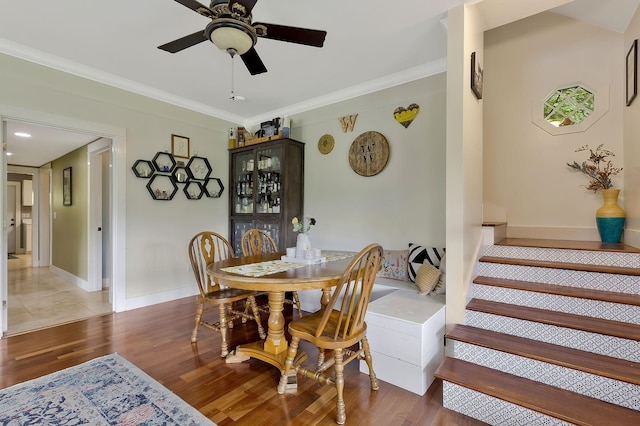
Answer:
[451,340,640,410]
[443,382,573,426]
[482,245,640,269]
[476,262,640,294]
[472,284,640,325]
[465,310,640,362]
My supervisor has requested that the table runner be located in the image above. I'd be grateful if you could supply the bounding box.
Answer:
[222,251,355,277]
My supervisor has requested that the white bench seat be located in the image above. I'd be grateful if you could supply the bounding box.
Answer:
[359,289,445,395]
[296,277,446,396]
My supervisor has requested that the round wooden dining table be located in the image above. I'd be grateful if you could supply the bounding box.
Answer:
[207,251,355,371]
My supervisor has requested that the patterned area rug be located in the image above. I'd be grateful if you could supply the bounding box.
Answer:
[0,354,214,425]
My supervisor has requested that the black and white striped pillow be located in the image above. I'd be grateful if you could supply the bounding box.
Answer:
[408,243,446,282]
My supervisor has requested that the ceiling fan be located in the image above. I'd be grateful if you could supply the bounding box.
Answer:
[158,0,327,75]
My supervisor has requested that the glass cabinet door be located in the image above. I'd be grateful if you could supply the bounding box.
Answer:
[255,146,282,215]
[233,151,255,214]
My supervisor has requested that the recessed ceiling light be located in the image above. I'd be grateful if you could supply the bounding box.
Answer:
[14,132,32,138]
[6,152,12,156]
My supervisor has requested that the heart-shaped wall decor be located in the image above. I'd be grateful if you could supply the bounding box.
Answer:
[393,103,420,128]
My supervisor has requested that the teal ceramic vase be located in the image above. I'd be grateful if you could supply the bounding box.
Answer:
[595,189,625,243]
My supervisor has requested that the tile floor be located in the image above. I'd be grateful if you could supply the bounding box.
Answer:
[7,253,112,335]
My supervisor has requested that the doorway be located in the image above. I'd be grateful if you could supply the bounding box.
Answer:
[2,119,116,335]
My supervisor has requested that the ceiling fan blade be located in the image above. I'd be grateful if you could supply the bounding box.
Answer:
[229,0,258,16]
[240,47,267,75]
[174,0,213,17]
[253,22,326,47]
[158,30,207,53]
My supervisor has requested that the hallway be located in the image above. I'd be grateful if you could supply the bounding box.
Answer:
[6,254,112,336]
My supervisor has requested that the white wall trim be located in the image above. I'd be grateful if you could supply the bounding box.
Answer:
[49,265,90,292]
[124,286,199,311]
[0,104,127,312]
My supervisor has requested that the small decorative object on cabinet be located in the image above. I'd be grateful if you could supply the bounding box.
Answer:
[132,160,154,178]
[229,138,304,255]
[146,174,178,200]
[152,152,176,173]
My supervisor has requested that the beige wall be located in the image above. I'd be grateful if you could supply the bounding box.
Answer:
[52,147,87,279]
[624,9,640,247]
[292,74,447,252]
[483,12,625,241]
[0,51,449,309]
[0,52,234,305]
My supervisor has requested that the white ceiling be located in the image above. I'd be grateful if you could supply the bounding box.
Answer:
[1,0,639,168]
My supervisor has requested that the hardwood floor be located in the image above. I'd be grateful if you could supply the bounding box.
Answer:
[0,295,485,425]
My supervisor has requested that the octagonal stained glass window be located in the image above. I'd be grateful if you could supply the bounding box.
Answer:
[543,85,594,127]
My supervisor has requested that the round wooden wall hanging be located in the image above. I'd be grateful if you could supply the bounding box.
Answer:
[318,134,335,154]
[348,131,390,177]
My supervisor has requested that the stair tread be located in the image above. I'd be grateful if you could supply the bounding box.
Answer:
[467,298,640,341]
[435,357,640,425]
[479,255,640,276]
[473,275,640,305]
[495,238,640,253]
[447,324,640,385]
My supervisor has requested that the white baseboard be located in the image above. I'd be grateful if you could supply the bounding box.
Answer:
[123,286,199,311]
[49,265,90,291]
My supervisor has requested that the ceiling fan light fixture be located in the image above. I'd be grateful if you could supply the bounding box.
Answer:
[205,20,255,55]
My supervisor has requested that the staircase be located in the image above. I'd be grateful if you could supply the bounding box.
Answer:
[435,239,640,425]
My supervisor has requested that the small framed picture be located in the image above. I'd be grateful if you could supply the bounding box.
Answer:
[627,39,637,106]
[63,167,72,206]
[471,52,483,100]
[171,134,190,159]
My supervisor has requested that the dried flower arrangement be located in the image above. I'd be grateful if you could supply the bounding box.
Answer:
[566,144,622,192]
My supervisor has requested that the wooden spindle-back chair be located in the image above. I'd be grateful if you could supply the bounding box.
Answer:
[277,243,383,424]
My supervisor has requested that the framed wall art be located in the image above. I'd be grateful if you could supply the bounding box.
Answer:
[171,134,190,159]
[627,39,637,106]
[63,167,72,206]
[471,51,483,100]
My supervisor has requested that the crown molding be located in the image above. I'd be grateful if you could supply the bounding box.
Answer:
[0,38,446,129]
[0,38,244,124]
[244,57,447,128]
